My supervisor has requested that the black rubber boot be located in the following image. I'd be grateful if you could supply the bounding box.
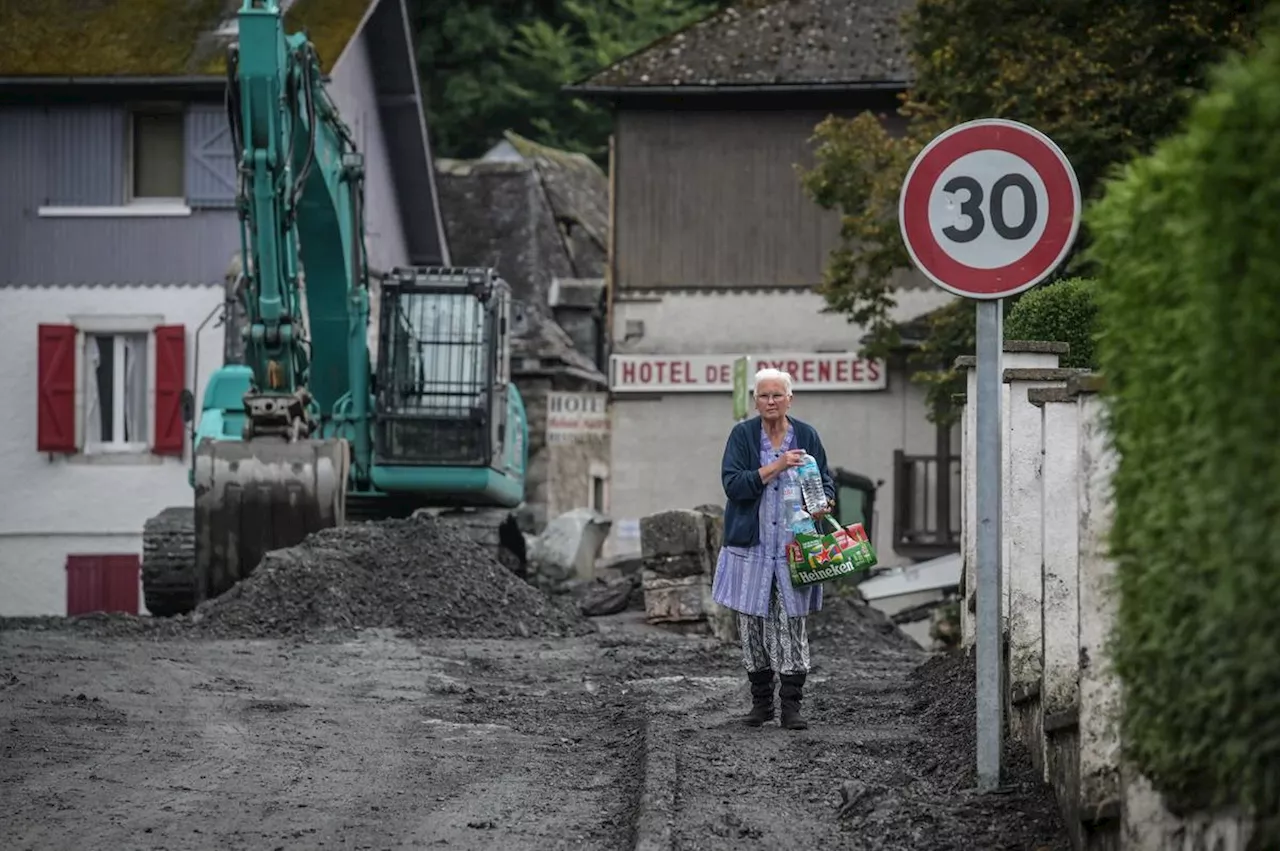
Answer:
[742,669,775,726]
[779,673,809,730]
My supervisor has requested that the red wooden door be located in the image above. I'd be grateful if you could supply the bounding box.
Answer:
[66,554,140,615]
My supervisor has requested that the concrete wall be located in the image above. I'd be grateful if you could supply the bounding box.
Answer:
[0,284,225,616]
[608,286,955,566]
[955,366,1259,849]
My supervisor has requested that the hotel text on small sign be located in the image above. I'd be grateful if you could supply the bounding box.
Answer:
[609,353,887,393]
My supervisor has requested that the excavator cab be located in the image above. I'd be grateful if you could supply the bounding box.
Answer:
[369,267,526,508]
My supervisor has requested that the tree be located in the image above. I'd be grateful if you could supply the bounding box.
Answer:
[413,0,719,162]
[798,0,1261,423]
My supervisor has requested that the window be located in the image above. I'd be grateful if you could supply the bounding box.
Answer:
[130,110,185,201]
[37,321,187,459]
[588,461,610,513]
[85,332,149,451]
[591,475,607,513]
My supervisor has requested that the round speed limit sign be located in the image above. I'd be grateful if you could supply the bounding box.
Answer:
[899,118,1081,299]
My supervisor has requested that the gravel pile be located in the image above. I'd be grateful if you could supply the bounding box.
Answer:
[909,651,1066,843]
[807,588,923,654]
[1,516,595,642]
[184,516,595,640]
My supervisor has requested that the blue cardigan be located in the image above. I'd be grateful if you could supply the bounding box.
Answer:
[720,415,836,547]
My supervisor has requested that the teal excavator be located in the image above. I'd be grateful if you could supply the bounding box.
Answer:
[142,0,529,615]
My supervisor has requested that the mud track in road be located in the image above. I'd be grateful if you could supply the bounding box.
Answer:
[1,616,1067,850]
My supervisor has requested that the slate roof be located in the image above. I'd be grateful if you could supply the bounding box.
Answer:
[435,133,609,382]
[573,0,913,91]
[0,0,373,77]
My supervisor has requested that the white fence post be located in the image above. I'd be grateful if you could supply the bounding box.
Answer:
[1004,368,1087,771]
[956,341,1066,651]
[1030,386,1081,788]
[1073,376,1122,831]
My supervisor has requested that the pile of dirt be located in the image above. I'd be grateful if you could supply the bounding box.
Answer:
[909,651,981,787]
[807,588,923,654]
[1,516,596,642]
[183,516,596,640]
[908,650,1068,844]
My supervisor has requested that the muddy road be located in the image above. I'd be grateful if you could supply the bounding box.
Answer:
[0,610,1066,850]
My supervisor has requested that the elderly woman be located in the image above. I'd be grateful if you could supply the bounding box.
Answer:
[711,367,835,730]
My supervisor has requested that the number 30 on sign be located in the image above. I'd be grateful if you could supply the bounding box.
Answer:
[898,118,1081,300]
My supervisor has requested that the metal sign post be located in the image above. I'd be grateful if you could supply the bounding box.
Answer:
[898,118,1081,792]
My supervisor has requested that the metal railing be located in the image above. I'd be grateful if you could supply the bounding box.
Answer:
[892,450,962,559]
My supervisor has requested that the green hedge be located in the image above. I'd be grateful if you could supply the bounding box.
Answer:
[1085,19,1280,821]
[1003,277,1099,369]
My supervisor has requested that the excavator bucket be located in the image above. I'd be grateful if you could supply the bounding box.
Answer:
[192,437,350,604]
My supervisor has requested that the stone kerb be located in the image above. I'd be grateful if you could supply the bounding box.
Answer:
[955,340,1068,649]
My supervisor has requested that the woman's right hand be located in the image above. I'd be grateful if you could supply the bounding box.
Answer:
[776,449,805,472]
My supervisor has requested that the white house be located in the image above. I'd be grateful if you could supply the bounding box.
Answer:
[0,0,448,616]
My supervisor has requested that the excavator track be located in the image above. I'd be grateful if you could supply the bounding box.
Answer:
[141,506,198,617]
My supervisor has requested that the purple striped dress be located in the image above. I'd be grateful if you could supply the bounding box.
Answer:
[710,422,824,618]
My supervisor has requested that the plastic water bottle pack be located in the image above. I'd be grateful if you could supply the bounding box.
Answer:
[797,452,827,515]
[781,469,816,535]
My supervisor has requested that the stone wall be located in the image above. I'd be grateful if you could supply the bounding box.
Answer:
[516,375,611,534]
[955,351,1258,850]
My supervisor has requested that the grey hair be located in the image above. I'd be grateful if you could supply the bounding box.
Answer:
[753,367,793,396]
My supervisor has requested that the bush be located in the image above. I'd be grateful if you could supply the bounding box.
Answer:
[1085,18,1280,823]
[1003,277,1099,369]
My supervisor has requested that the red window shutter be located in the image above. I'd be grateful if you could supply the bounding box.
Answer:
[153,324,186,456]
[37,323,78,453]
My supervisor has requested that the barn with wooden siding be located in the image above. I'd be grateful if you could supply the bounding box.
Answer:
[568,0,960,565]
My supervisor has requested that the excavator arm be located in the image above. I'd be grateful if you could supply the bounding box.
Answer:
[225,0,372,472]
[140,1,531,617]
[190,0,368,603]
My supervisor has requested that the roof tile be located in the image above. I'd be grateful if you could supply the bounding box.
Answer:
[578,0,914,90]
[0,0,372,77]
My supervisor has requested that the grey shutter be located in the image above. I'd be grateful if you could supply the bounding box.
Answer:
[45,107,125,207]
[185,104,237,208]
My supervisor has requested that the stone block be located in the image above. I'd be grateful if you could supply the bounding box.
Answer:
[641,570,705,623]
[698,509,724,554]
[640,509,707,558]
[701,581,737,644]
[641,551,709,579]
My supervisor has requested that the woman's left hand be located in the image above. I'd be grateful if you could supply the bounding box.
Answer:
[809,500,834,520]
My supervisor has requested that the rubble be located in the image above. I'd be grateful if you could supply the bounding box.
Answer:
[807,589,923,654]
[180,515,595,641]
[577,576,637,617]
[180,516,589,640]
[639,509,711,627]
[526,508,612,594]
[641,509,708,559]
[909,650,1068,845]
